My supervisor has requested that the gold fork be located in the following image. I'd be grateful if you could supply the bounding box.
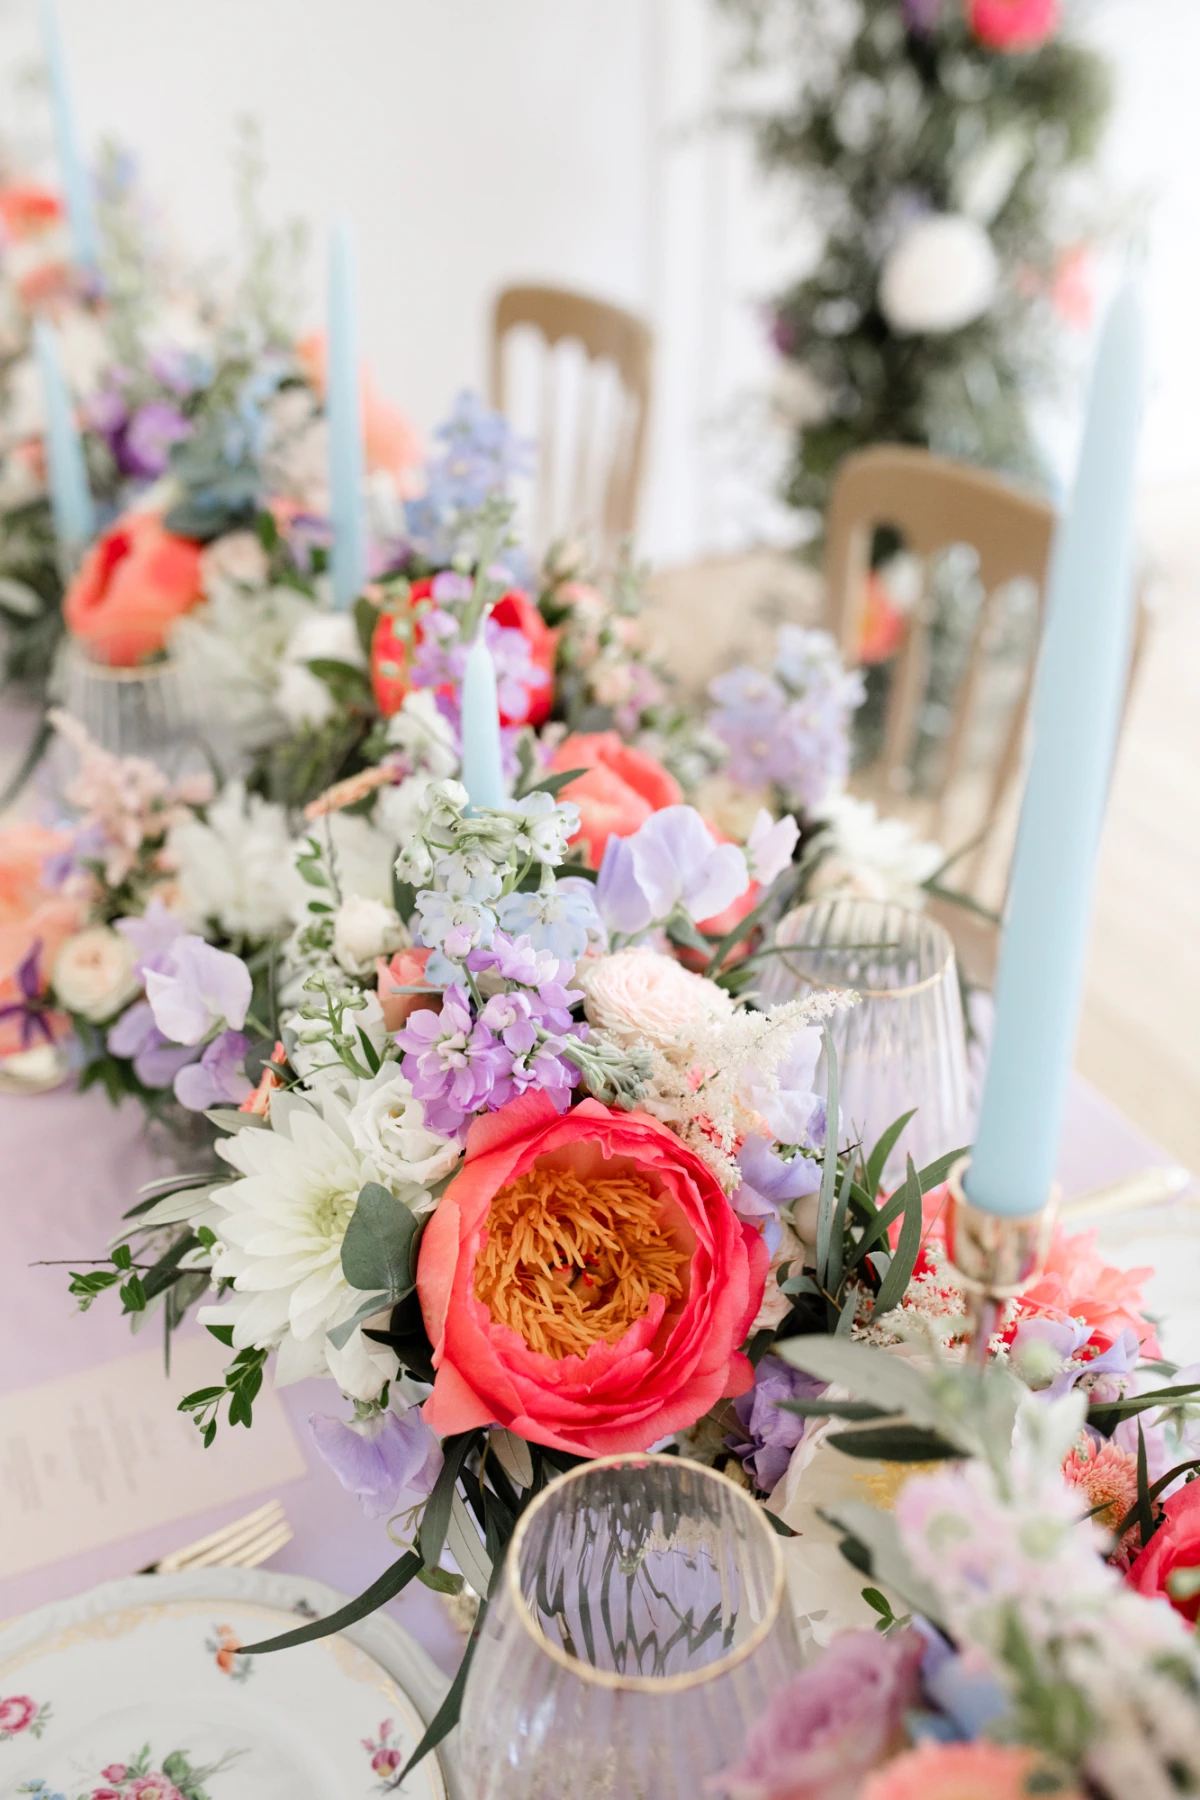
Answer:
[140,1500,293,1576]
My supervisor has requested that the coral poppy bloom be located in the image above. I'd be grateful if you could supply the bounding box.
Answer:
[1128,1480,1200,1622]
[417,1091,767,1456]
[549,731,683,868]
[967,0,1059,52]
[370,581,556,727]
[857,571,906,665]
[64,510,205,667]
[297,331,422,490]
[0,823,83,1055]
[860,1741,1081,1800]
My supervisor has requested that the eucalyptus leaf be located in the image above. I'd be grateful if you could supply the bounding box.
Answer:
[341,1183,419,1295]
[447,1490,494,1595]
[326,1291,391,1351]
[203,1107,266,1134]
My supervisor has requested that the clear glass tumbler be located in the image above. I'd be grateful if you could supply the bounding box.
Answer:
[459,1454,799,1800]
[756,897,971,1188]
[53,638,208,780]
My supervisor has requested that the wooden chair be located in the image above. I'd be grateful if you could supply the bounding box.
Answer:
[491,285,653,567]
[824,445,1147,985]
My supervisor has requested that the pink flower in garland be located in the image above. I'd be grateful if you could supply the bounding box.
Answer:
[0,1694,37,1734]
[860,1741,1083,1799]
[966,0,1060,53]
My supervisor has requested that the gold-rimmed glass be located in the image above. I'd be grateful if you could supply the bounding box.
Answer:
[756,897,971,1187]
[459,1454,799,1799]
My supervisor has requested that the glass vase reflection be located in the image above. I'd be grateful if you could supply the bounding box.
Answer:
[460,1454,799,1800]
[756,897,971,1187]
[53,638,210,781]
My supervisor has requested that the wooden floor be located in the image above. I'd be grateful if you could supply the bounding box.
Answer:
[646,489,1200,1177]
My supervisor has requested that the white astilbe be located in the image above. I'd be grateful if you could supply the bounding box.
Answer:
[609,988,852,1190]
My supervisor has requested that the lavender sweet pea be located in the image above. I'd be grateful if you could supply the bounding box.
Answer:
[143,937,252,1046]
[106,999,199,1089]
[173,1029,252,1112]
[310,1406,444,1523]
[721,1627,924,1800]
[596,805,750,937]
[731,1355,826,1493]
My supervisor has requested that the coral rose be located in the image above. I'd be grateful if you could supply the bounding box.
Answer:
[0,822,83,1054]
[860,1742,1081,1800]
[64,509,204,666]
[375,945,439,1032]
[967,0,1059,52]
[417,1091,767,1456]
[549,731,683,868]
[1128,1480,1200,1622]
[370,580,556,727]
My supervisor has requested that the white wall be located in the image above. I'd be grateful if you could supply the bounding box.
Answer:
[0,0,1194,563]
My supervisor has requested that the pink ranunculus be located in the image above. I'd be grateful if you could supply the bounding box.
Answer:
[128,1776,186,1800]
[1128,1479,1200,1622]
[0,1694,37,1733]
[102,1767,129,1783]
[372,1748,403,1775]
[966,0,1059,52]
[376,945,439,1033]
[417,1091,767,1457]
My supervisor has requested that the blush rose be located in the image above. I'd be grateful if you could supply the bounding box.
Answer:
[417,1091,767,1456]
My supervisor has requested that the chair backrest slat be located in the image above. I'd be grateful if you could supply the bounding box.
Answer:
[492,284,653,567]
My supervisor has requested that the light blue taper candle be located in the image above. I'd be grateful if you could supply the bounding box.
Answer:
[459,629,506,811]
[39,0,100,272]
[327,219,366,611]
[35,318,96,563]
[965,287,1143,1218]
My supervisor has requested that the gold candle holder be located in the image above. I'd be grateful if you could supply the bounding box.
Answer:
[945,1155,1058,1360]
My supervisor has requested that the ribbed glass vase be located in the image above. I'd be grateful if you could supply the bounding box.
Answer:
[459,1454,799,1800]
[757,896,971,1187]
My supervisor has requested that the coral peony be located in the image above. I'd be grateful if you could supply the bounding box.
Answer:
[64,509,205,666]
[860,1741,1081,1800]
[967,0,1059,52]
[370,579,556,727]
[417,1091,767,1456]
[0,822,83,1054]
[550,731,683,868]
[1128,1479,1200,1621]
[297,331,422,488]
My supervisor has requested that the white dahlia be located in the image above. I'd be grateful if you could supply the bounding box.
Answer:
[197,1094,404,1401]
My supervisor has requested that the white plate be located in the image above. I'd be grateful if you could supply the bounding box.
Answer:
[0,1569,459,1800]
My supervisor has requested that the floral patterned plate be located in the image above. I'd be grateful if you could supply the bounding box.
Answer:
[0,1570,451,1800]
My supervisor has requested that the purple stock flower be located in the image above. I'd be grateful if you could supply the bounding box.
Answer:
[487,618,549,719]
[595,805,750,937]
[106,998,199,1089]
[143,936,252,1046]
[902,0,945,31]
[397,984,512,1135]
[173,1029,252,1112]
[148,344,209,395]
[730,1355,826,1493]
[310,1406,443,1522]
[707,629,864,813]
[721,1627,924,1799]
[120,400,193,479]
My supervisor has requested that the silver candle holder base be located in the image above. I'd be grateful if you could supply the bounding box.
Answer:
[945,1155,1058,1360]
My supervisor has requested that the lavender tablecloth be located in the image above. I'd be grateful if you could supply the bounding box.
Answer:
[1,1076,1194,1659]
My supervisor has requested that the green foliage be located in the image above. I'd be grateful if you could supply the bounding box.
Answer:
[719,0,1114,525]
[179,1340,269,1446]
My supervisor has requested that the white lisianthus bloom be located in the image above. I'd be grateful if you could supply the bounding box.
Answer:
[52,926,140,1022]
[169,780,301,937]
[198,1093,415,1402]
[582,946,733,1052]
[384,688,459,776]
[809,794,943,911]
[345,1066,462,1202]
[332,895,407,976]
[879,213,998,336]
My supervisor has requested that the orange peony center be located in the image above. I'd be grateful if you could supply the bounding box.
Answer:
[474,1163,686,1360]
